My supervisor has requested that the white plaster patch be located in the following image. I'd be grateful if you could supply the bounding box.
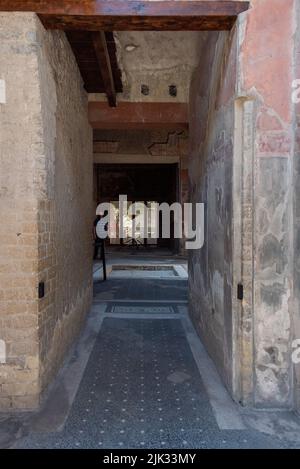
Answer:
[211,270,224,319]
[255,368,287,404]
[0,340,6,364]
[0,79,6,104]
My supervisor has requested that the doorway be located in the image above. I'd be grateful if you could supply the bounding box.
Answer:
[94,163,180,252]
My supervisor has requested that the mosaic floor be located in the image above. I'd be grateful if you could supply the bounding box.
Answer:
[2,256,295,450]
[14,274,293,449]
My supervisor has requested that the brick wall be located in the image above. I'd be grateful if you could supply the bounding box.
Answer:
[0,13,42,410]
[36,26,93,394]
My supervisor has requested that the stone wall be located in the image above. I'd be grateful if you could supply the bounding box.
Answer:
[239,0,295,408]
[0,13,42,410]
[0,13,93,409]
[293,0,300,412]
[36,25,93,394]
[188,30,237,394]
[189,0,297,408]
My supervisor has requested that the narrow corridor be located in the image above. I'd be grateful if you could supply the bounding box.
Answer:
[5,258,296,449]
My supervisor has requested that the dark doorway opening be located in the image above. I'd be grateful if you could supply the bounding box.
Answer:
[94,163,179,252]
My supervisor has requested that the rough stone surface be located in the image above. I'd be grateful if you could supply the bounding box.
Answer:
[0,13,93,410]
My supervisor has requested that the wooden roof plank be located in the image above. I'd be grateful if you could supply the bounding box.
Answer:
[66,31,123,94]
[92,31,117,107]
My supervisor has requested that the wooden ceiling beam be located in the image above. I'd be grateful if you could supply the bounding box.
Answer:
[0,1,250,31]
[92,31,117,107]
[89,102,189,130]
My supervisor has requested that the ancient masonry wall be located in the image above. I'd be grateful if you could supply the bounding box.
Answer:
[189,0,297,408]
[188,29,237,394]
[0,13,93,410]
[239,0,295,408]
[293,0,300,412]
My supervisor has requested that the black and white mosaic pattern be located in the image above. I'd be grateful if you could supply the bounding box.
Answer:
[18,317,284,449]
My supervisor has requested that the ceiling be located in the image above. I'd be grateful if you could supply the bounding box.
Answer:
[114,31,205,103]
[67,30,205,105]
[0,1,249,107]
